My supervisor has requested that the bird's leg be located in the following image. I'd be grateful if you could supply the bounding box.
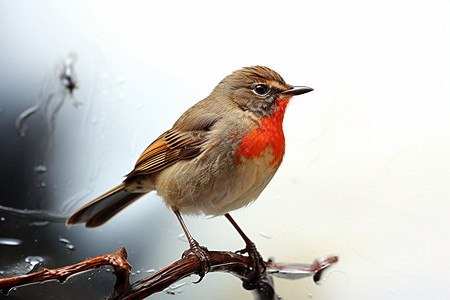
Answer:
[173,208,210,282]
[225,213,266,289]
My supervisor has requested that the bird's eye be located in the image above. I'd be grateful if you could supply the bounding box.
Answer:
[253,84,270,96]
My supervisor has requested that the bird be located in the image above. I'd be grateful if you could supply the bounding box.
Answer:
[66,66,313,288]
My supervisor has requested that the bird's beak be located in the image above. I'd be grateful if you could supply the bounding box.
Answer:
[281,86,314,96]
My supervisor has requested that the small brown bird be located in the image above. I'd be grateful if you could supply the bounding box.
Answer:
[67,66,313,287]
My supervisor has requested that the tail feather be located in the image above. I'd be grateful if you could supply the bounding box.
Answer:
[66,183,146,228]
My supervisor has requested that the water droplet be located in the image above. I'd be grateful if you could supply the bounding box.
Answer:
[0,238,22,246]
[28,221,50,227]
[15,102,41,137]
[59,237,75,251]
[25,256,44,269]
[165,282,188,295]
[258,231,273,239]
[308,293,313,298]
[177,233,187,243]
[59,237,71,244]
[146,268,156,273]
[34,165,47,174]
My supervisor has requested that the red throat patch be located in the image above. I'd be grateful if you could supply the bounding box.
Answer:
[236,97,290,168]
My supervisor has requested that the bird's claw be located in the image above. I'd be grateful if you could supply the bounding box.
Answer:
[236,241,266,289]
[182,240,211,283]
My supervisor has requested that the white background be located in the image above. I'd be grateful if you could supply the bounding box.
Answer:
[1,0,449,299]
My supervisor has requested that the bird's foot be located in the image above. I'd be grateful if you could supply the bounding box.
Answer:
[236,241,266,289]
[182,239,211,283]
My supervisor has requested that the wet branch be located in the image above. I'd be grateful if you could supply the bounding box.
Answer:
[0,248,131,298]
[0,247,338,299]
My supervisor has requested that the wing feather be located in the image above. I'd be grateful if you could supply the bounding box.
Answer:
[126,104,221,179]
[126,129,206,178]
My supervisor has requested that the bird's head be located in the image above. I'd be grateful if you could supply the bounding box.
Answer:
[212,66,313,118]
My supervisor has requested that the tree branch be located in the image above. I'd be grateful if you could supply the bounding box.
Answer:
[0,247,338,299]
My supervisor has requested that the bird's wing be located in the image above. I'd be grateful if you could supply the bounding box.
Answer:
[126,97,223,178]
[126,128,206,178]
